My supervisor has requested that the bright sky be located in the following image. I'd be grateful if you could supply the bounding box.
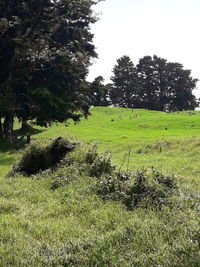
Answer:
[88,0,200,97]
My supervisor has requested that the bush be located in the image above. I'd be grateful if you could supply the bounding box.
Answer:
[85,145,115,178]
[85,145,99,165]
[96,169,178,210]
[124,170,177,210]
[89,153,115,178]
[13,137,76,175]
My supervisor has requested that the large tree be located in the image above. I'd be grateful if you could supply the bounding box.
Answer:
[109,56,140,108]
[137,55,198,111]
[110,55,198,111]
[137,55,168,110]
[166,62,198,111]
[0,0,100,143]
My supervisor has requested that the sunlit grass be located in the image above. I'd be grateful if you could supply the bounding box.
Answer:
[0,107,200,266]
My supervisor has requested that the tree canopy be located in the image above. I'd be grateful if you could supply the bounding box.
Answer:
[109,56,139,108]
[0,0,100,142]
[109,55,198,111]
[87,76,110,107]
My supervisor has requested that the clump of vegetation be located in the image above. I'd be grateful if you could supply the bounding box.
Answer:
[97,168,177,210]
[50,165,81,191]
[124,169,177,209]
[84,146,178,209]
[86,145,115,178]
[13,137,76,175]
[43,143,179,210]
[13,140,179,211]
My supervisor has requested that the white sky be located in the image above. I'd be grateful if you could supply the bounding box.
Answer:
[87,0,200,97]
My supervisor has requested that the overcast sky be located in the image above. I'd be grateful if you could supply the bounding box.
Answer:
[87,0,200,96]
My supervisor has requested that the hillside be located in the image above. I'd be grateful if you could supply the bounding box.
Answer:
[31,107,200,187]
[0,107,200,266]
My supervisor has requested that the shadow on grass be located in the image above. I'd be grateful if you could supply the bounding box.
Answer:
[0,140,19,153]
[0,126,46,152]
[14,125,46,137]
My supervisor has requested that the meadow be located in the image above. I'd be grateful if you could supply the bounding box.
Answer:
[0,107,200,266]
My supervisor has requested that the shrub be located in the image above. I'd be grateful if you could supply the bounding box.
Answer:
[96,172,132,201]
[96,168,178,210]
[85,144,99,165]
[89,153,115,178]
[13,137,76,175]
[96,174,123,200]
[124,170,177,210]
[85,145,115,178]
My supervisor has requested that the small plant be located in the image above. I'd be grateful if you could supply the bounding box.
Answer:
[85,144,99,165]
[152,168,177,190]
[124,170,178,209]
[96,173,125,201]
[85,145,115,178]
[124,171,149,209]
[89,152,115,178]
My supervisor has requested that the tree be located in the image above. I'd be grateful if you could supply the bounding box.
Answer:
[0,0,100,143]
[87,76,110,107]
[165,62,198,111]
[109,56,140,108]
[111,55,198,111]
[137,55,168,110]
[137,55,198,111]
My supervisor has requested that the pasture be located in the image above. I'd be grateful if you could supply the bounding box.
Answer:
[0,107,200,266]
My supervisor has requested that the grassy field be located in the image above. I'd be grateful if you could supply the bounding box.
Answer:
[0,107,200,266]
[33,107,200,187]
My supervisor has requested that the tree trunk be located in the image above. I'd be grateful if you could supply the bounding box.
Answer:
[21,118,28,132]
[0,118,3,139]
[3,113,14,144]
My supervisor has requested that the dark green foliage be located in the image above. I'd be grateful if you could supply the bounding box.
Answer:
[110,56,140,108]
[137,55,198,111]
[89,153,114,178]
[86,76,110,107]
[78,145,178,209]
[85,144,99,165]
[13,141,178,210]
[152,168,177,190]
[0,0,99,142]
[96,173,128,201]
[13,137,76,175]
[48,144,178,210]
[50,165,80,191]
[110,55,198,111]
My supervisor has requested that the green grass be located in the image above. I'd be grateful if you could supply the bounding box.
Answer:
[32,107,200,188]
[0,107,200,266]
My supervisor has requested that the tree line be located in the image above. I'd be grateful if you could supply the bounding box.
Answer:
[88,55,198,111]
